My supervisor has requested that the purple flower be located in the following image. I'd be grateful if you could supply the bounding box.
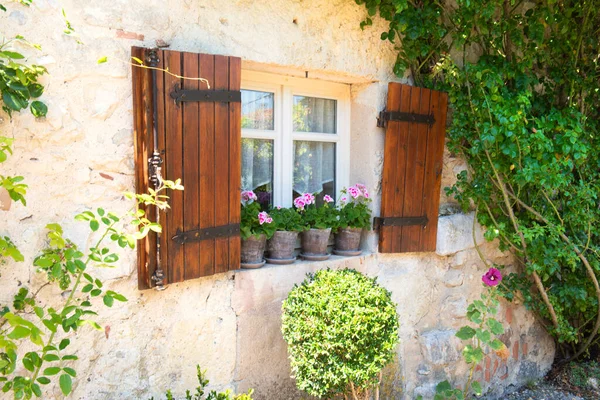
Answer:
[482,267,502,287]
[294,197,306,210]
[323,194,334,203]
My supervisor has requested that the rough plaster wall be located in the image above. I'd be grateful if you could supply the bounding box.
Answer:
[0,0,554,399]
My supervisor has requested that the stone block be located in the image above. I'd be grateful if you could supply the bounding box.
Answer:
[436,212,485,256]
[419,329,460,365]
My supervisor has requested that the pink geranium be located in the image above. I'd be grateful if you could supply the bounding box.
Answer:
[340,195,348,205]
[241,190,258,205]
[294,197,306,210]
[302,193,316,205]
[348,186,361,199]
[323,194,334,203]
[363,189,370,198]
[258,211,272,225]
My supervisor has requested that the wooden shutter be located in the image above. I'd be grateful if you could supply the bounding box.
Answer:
[132,46,242,289]
[376,82,448,253]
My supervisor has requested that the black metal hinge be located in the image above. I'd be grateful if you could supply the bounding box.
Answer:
[377,109,435,128]
[373,216,428,230]
[172,224,240,245]
[170,84,241,105]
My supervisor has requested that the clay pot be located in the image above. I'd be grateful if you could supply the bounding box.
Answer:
[301,228,331,256]
[241,234,266,265]
[267,231,299,260]
[335,227,363,252]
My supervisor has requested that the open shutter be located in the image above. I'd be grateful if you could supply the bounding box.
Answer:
[132,46,242,289]
[376,82,448,253]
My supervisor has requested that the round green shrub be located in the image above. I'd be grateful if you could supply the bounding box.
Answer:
[281,269,399,398]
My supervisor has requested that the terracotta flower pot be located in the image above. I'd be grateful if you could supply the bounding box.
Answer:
[241,234,266,268]
[334,227,363,256]
[301,228,331,260]
[267,231,298,264]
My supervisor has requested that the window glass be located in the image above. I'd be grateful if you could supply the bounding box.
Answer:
[242,90,275,130]
[293,96,337,134]
[293,141,336,205]
[242,138,273,208]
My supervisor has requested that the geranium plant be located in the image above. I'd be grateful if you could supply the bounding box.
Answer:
[269,206,304,233]
[335,184,372,232]
[294,193,337,230]
[240,190,275,240]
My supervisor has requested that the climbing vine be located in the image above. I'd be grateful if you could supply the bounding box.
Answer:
[357,0,600,360]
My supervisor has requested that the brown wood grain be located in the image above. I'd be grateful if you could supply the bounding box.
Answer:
[132,46,150,290]
[228,57,242,271]
[182,51,201,280]
[214,55,230,274]
[390,85,412,252]
[199,54,216,277]
[155,50,169,286]
[164,50,184,284]
[378,82,402,253]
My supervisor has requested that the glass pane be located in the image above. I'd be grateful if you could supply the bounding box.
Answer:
[293,141,335,205]
[242,138,274,208]
[241,90,275,130]
[293,96,337,134]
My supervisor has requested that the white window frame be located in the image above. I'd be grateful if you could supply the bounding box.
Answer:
[241,70,350,208]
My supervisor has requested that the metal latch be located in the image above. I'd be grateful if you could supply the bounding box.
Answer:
[373,216,428,230]
[172,224,240,245]
[377,109,435,128]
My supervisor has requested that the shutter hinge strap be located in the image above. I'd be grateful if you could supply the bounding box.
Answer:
[172,224,240,245]
[170,84,241,105]
[373,216,428,230]
[377,109,435,128]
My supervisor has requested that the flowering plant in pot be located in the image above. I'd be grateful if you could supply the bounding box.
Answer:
[240,190,275,268]
[295,193,337,260]
[266,206,304,264]
[334,184,372,256]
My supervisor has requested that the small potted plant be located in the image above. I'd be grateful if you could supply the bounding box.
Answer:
[295,193,337,261]
[334,184,372,256]
[240,190,275,268]
[266,206,304,265]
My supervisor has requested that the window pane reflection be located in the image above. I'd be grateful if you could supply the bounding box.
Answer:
[242,90,275,130]
[242,138,273,208]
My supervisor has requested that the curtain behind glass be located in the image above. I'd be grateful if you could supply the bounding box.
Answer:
[293,141,335,196]
[242,138,273,207]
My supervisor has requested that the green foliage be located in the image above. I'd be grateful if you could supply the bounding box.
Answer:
[281,269,399,398]
[567,360,600,389]
[150,365,253,400]
[0,175,27,206]
[0,181,183,399]
[268,206,304,233]
[334,185,372,232]
[357,0,600,358]
[240,201,276,240]
[0,236,23,264]
[297,199,337,230]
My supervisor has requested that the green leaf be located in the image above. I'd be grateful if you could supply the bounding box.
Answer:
[103,294,114,307]
[490,339,504,350]
[63,367,76,377]
[30,101,48,117]
[8,326,30,340]
[59,338,70,350]
[43,367,61,376]
[89,219,100,231]
[28,83,44,98]
[487,318,504,335]
[0,51,25,59]
[471,381,482,395]
[36,377,51,385]
[476,328,491,344]
[455,326,476,340]
[43,354,60,362]
[97,56,108,64]
[436,380,452,393]
[463,345,485,364]
[32,383,42,397]
[59,373,72,396]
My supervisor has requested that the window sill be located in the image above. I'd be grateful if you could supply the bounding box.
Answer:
[235,251,376,274]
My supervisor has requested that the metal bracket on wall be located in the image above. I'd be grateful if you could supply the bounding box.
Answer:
[376,109,435,128]
[170,83,241,105]
[373,216,428,230]
[172,224,240,245]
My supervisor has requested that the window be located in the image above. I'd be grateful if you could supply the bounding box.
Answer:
[241,71,350,209]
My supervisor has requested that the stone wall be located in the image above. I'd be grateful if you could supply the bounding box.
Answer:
[0,0,554,399]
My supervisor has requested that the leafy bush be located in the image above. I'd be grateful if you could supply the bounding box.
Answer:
[150,365,253,400]
[281,269,399,398]
[268,206,304,232]
[335,184,372,232]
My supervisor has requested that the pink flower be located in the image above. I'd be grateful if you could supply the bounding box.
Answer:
[302,193,315,205]
[482,267,502,287]
[241,190,257,204]
[258,211,272,225]
[294,197,306,210]
[363,189,370,199]
[348,186,361,199]
[323,194,334,203]
[355,183,366,191]
[340,196,348,205]
[277,205,282,210]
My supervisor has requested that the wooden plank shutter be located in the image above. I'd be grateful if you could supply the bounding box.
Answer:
[377,82,448,253]
[132,46,242,289]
